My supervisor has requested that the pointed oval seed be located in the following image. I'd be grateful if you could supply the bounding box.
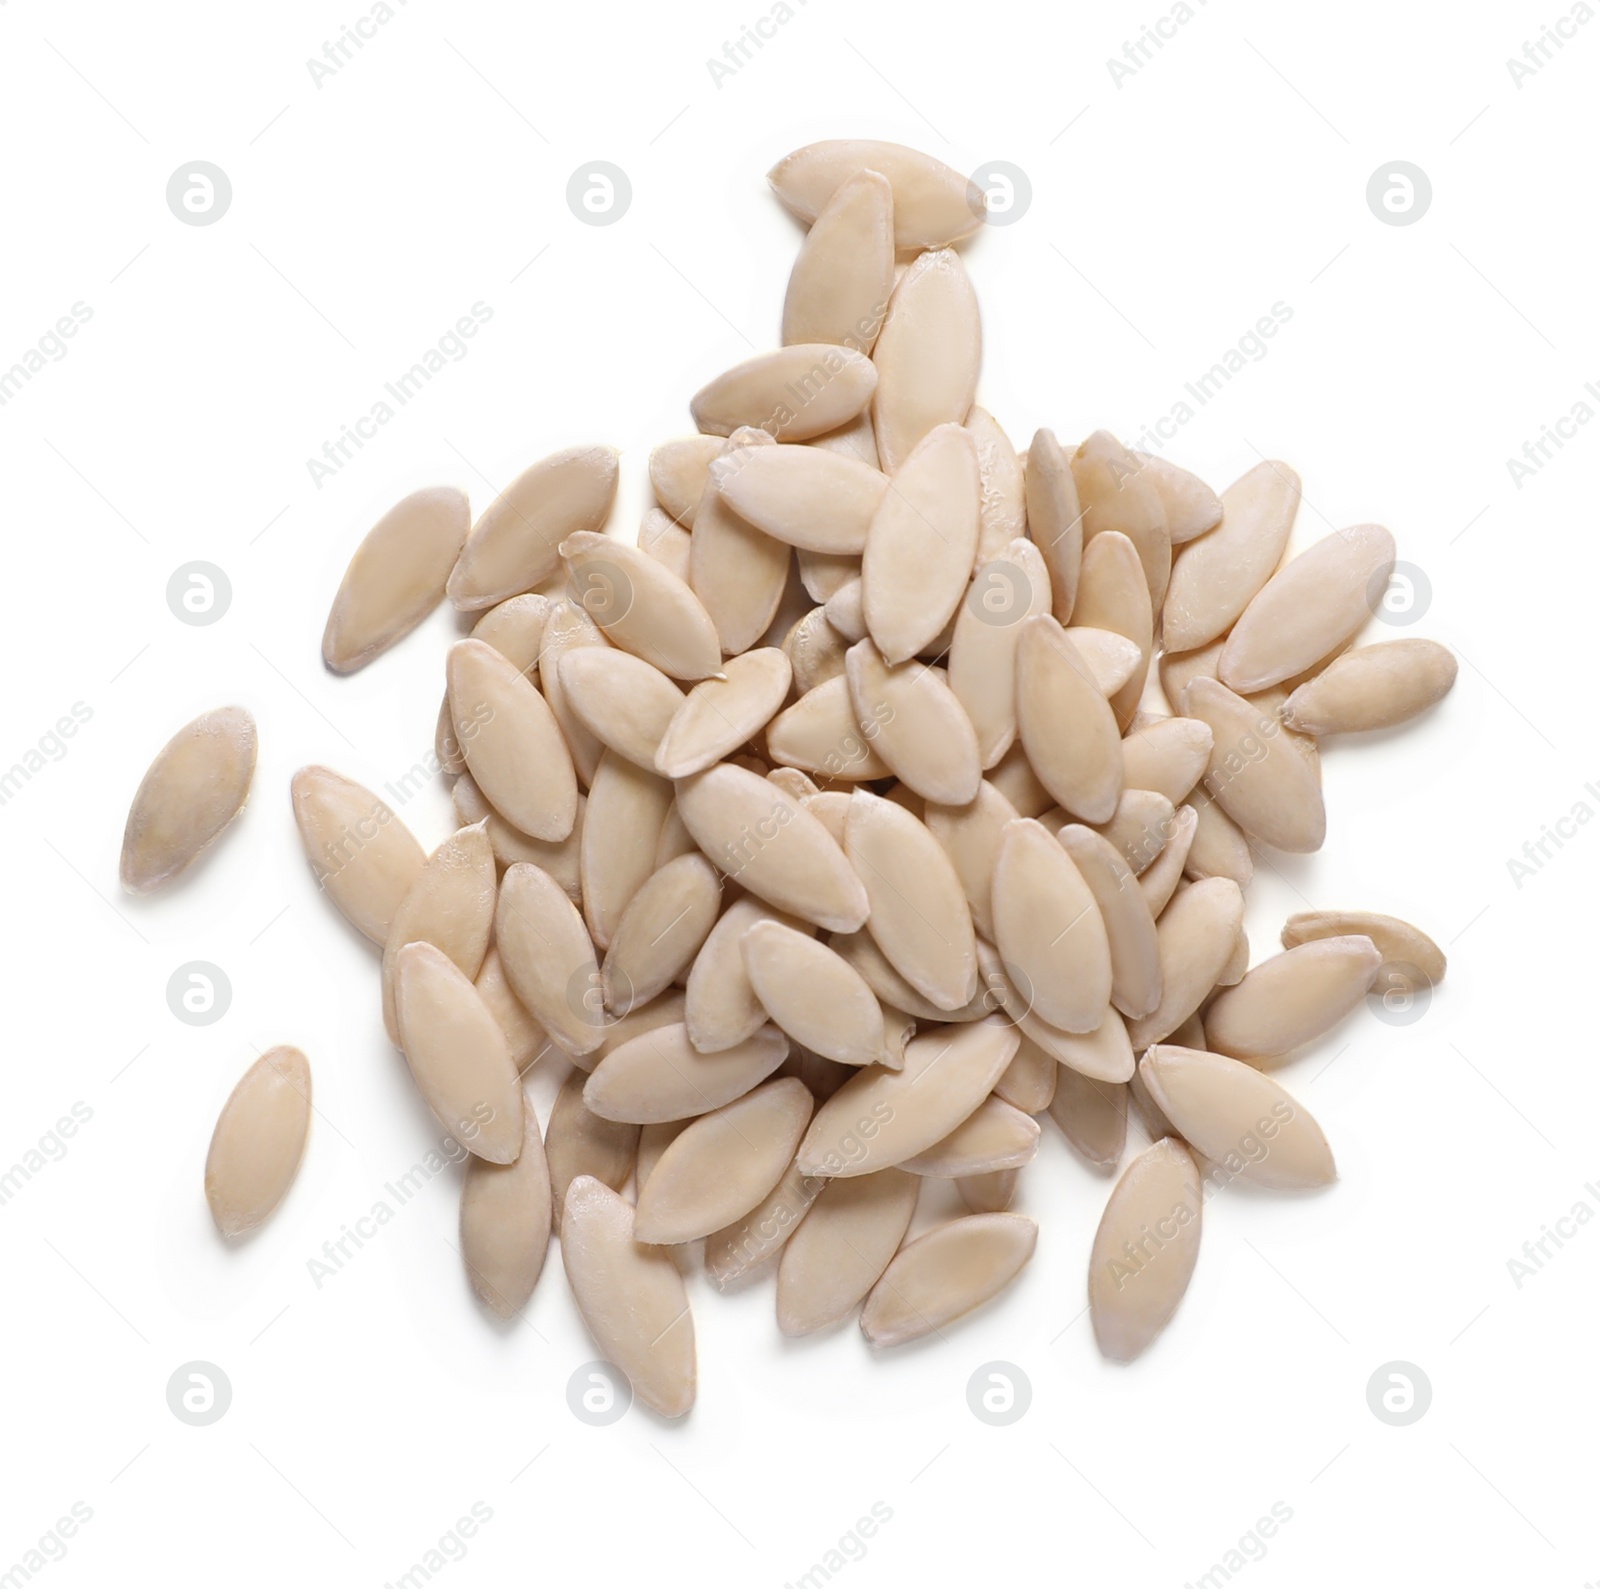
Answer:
[1281,638,1457,735]
[712,444,888,555]
[1089,1138,1202,1361]
[776,1168,919,1335]
[323,486,469,672]
[205,1045,311,1237]
[122,706,257,893]
[1220,523,1396,694]
[900,1097,1040,1177]
[1162,461,1301,652]
[460,1090,551,1317]
[1204,935,1382,1061]
[561,1176,695,1417]
[1139,1046,1336,1190]
[1281,910,1446,987]
[690,346,877,441]
[290,765,424,945]
[584,1021,789,1124]
[394,942,523,1162]
[655,648,792,779]
[633,1078,814,1244]
[1126,876,1245,1050]
[1016,616,1123,823]
[448,446,618,611]
[559,646,685,770]
[650,435,724,526]
[448,639,578,842]
[781,166,895,350]
[674,763,869,933]
[1048,1068,1128,1172]
[742,919,885,1066]
[845,641,981,806]
[495,861,606,1056]
[1057,824,1162,1022]
[861,1212,1037,1347]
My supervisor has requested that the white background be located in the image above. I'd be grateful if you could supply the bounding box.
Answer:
[0,0,1592,1584]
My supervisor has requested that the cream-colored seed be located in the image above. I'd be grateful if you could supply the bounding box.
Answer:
[204,1046,311,1237]
[122,706,257,893]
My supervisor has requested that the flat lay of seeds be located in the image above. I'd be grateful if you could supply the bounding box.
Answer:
[124,137,1458,1416]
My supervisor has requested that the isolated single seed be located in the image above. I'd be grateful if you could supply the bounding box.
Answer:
[1281,639,1458,735]
[655,648,792,779]
[846,788,978,1012]
[994,1035,1059,1114]
[459,1089,551,1318]
[781,166,895,350]
[1188,677,1326,853]
[949,537,1053,767]
[691,428,791,656]
[1073,530,1153,728]
[650,435,724,526]
[580,752,674,948]
[924,780,1022,943]
[742,919,886,1065]
[900,1097,1040,1177]
[1047,1067,1128,1172]
[379,820,496,1044]
[290,765,424,945]
[860,1212,1037,1347]
[797,1017,1020,1178]
[706,1158,825,1287]
[777,1168,919,1336]
[547,1075,640,1223]
[992,818,1111,1034]
[558,647,685,771]
[844,640,981,806]
[1133,452,1223,544]
[1281,910,1446,986]
[495,861,606,1056]
[204,1045,311,1237]
[1139,1046,1336,1191]
[691,346,877,441]
[633,1078,814,1245]
[675,762,869,933]
[561,1175,695,1418]
[448,445,618,611]
[602,853,722,1016]
[872,250,981,474]
[475,946,549,1072]
[1138,804,1198,917]
[1089,1138,1202,1362]
[1071,430,1172,616]
[768,139,984,250]
[639,508,694,581]
[538,600,609,787]
[767,675,892,779]
[1057,824,1162,1022]
[448,638,578,842]
[862,422,981,662]
[121,706,257,893]
[1127,876,1245,1049]
[1220,523,1396,694]
[1120,717,1214,805]
[1204,935,1382,1061]
[394,941,524,1163]
[323,486,470,673]
[1015,616,1123,823]
[1162,461,1301,652]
